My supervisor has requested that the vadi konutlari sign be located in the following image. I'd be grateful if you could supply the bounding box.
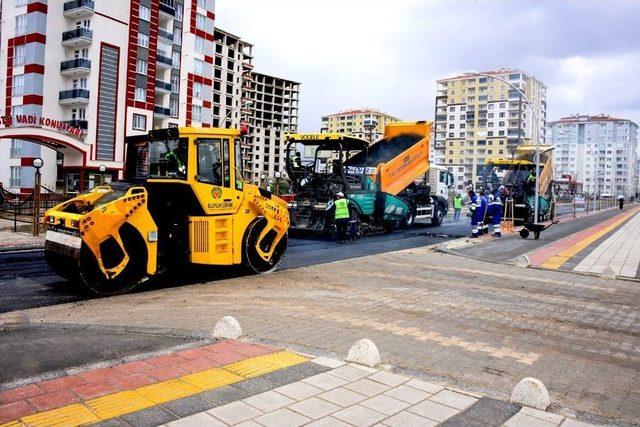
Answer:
[0,114,85,138]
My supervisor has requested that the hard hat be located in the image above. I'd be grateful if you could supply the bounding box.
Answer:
[336,192,344,197]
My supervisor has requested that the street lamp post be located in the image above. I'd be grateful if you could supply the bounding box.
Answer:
[221,100,253,125]
[32,157,44,236]
[260,174,266,189]
[465,70,541,223]
[98,164,106,186]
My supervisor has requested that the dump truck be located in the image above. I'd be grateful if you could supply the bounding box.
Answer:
[283,121,452,233]
[479,144,555,223]
[43,127,289,295]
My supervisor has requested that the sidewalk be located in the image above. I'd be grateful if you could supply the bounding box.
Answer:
[0,230,45,252]
[0,338,595,427]
[527,206,640,278]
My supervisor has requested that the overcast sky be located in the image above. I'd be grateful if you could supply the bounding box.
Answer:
[216,0,640,132]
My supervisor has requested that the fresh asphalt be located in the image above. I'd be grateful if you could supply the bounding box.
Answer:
[0,219,470,315]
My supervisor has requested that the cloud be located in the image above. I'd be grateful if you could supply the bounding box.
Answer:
[215,0,640,131]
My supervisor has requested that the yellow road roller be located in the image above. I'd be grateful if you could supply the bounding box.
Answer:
[44,127,289,295]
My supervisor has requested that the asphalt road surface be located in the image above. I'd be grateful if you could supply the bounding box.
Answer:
[0,219,469,314]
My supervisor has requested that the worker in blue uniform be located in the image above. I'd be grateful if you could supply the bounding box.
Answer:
[478,190,489,235]
[488,193,503,237]
[468,190,481,238]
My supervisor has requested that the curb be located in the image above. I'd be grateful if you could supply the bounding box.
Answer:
[0,245,44,253]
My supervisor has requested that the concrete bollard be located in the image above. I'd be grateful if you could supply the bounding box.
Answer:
[514,255,530,268]
[601,266,616,279]
[346,339,381,367]
[212,316,243,339]
[510,377,551,410]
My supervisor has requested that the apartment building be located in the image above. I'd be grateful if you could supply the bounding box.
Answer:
[547,114,638,198]
[320,108,399,141]
[0,0,216,193]
[434,69,547,189]
[247,72,300,184]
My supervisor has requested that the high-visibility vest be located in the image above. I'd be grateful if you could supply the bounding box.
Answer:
[334,198,350,220]
[453,197,463,209]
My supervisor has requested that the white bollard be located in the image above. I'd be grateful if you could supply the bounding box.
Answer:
[212,316,243,339]
[510,377,551,410]
[346,339,381,367]
[601,266,616,279]
[514,255,530,268]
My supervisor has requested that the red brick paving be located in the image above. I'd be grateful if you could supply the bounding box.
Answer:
[111,374,156,390]
[0,383,43,404]
[145,365,187,381]
[0,400,36,423]
[39,375,86,393]
[0,339,280,423]
[28,390,79,411]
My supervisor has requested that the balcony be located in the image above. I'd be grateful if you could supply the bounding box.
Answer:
[63,0,94,18]
[65,119,88,130]
[59,89,90,105]
[60,58,91,76]
[155,80,172,93]
[158,28,174,43]
[154,106,171,117]
[62,27,93,47]
[157,54,173,69]
[159,0,175,18]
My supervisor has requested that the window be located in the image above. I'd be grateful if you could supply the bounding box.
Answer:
[71,108,86,119]
[136,59,148,74]
[10,166,21,188]
[172,51,180,68]
[194,36,205,54]
[10,140,22,158]
[137,33,149,48]
[12,74,25,96]
[175,4,183,21]
[194,59,204,75]
[15,15,27,36]
[72,78,87,89]
[196,13,206,30]
[171,75,179,93]
[139,5,151,21]
[14,45,25,67]
[146,138,188,179]
[16,0,28,6]
[192,105,202,122]
[170,100,178,118]
[132,114,147,130]
[197,0,208,8]
[196,138,231,187]
[135,87,146,101]
[193,82,203,98]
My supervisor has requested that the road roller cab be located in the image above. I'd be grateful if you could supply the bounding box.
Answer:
[44,127,289,295]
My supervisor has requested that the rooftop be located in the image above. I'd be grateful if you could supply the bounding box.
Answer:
[548,114,637,126]
[322,108,399,119]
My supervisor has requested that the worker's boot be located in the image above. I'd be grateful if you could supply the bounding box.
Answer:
[470,227,479,238]
[493,226,502,237]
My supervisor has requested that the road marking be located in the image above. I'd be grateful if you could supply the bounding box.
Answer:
[541,209,639,270]
[5,351,308,427]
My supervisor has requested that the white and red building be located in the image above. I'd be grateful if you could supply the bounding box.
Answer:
[0,0,217,193]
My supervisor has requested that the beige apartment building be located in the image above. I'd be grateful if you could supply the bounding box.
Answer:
[320,108,400,141]
[434,69,547,189]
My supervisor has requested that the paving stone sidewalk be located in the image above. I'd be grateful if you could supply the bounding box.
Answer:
[0,338,596,427]
[0,230,44,251]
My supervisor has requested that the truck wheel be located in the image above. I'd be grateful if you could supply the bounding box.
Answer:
[243,218,288,274]
[520,228,530,239]
[431,206,445,226]
[77,224,147,296]
[403,211,414,228]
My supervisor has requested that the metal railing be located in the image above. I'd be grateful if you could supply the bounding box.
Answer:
[64,0,95,12]
[62,27,93,42]
[0,184,71,232]
[60,58,91,72]
[59,89,90,101]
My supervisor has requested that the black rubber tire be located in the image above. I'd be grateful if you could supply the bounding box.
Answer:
[403,211,414,229]
[44,250,78,281]
[77,225,147,296]
[520,228,530,239]
[431,206,445,226]
[243,218,288,274]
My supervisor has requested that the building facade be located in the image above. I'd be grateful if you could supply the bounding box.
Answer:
[0,1,299,193]
[247,72,299,184]
[320,108,399,141]
[434,69,547,189]
[547,114,638,198]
